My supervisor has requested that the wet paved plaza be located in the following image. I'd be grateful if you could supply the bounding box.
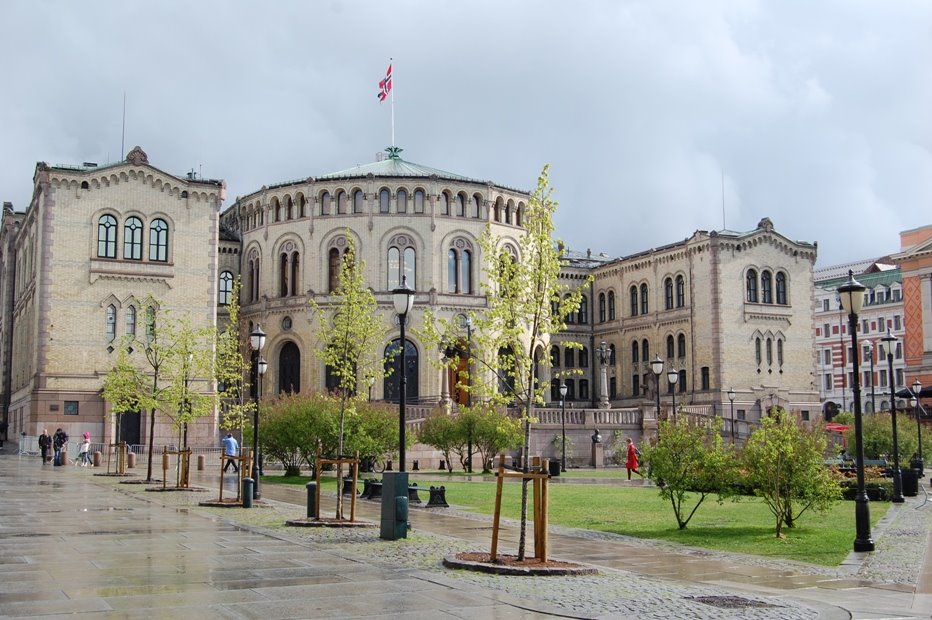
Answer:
[1,454,930,619]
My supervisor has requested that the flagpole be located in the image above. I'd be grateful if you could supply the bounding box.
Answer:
[390,57,395,148]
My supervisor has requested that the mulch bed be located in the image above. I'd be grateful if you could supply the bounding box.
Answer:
[443,551,598,576]
[145,486,209,493]
[284,517,377,528]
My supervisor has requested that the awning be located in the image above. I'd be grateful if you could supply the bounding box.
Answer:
[895,386,932,399]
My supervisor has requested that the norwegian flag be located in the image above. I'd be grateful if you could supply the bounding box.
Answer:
[378,63,392,101]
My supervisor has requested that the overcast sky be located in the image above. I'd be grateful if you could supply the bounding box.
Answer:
[2,1,929,267]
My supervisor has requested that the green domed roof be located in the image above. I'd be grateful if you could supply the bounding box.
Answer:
[317,147,483,184]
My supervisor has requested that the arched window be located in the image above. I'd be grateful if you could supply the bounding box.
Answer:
[766,338,773,366]
[278,341,301,394]
[320,191,331,215]
[291,251,299,296]
[551,345,560,367]
[580,346,589,368]
[641,339,650,363]
[273,198,281,222]
[379,189,390,213]
[298,194,306,218]
[565,294,575,324]
[777,338,784,366]
[761,270,773,304]
[599,293,606,323]
[472,195,481,218]
[337,190,348,214]
[630,285,638,316]
[446,239,473,294]
[285,196,294,220]
[666,335,675,359]
[640,283,649,314]
[515,204,523,226]
[565,348,575,367]
[675,275,685,307]
[677,334,686,358]
[383,339,419,401]
[387,235,416,290]
[279,253,289,297]
[106,304,116,342]
[439,192,449,215]
[746,269,758,303]
[493,199,502,222]
[414,189,425,213]
[455,194,465,217]
[149,219,168,262]
[609,344,616,365]
[776,272,787,305]
[247,250,260,302]
[608,291,615,320]
[631,341,639,364]
[755,337,762,366]
[278,247,300,297]
[397,189,407,213]
[578,294,588,324]
[328,248,340,293]
[353,190,364,214]
[123,216,142,260]
[664,278,674,310]
[146,306,156,342]
[97,214,117,258]
[219,271,233,305]
[125,305,136,336]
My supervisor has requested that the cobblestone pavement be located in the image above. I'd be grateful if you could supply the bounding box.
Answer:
[1,454,930,619]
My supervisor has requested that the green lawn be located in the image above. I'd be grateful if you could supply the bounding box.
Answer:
[264,473,886,566]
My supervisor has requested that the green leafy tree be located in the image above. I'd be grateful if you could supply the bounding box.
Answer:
[422,165,589,559]
[644,418,738,530]
[215,278,256,437]
[469,404,523,472]
[742,408,841,537]
[101,343,148,447]
[843,411,931,463]
[308,236,392,519]
[419,411,462,473]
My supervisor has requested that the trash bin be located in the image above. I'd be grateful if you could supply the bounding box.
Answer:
[548,459,561,477]
[901,468,919,497]
[306,481,317,518]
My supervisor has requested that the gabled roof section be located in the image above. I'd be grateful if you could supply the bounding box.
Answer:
[316,146,481,184]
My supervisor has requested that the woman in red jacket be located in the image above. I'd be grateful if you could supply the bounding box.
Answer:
[625,437,642,480]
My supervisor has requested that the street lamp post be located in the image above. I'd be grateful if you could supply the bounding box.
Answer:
[867,341,876,414]
[667,366,679,423]
[837,270,874,552]
[462,315,473,473]
[912,379,924,470]
[560,382,568,472]
[249,325,267,500]
[392,277,415,473]
[728,388,736,443]
[651,356,663,425]
[881,330,904,503]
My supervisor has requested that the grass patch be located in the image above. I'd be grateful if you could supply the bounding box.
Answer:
[263,474,885,566]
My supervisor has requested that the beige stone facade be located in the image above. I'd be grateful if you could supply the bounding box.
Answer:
[0,147,225,447]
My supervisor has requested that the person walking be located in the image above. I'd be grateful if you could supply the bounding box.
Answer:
[52,428,68,466]
[73,436,92,467]
[625,437,643,480]
[222,433,239,473]
[38,429,52,464]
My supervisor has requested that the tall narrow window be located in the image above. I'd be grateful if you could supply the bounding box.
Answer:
[387,235,416,290]
[329,248,340,293]
[353,190,364,214]
[755,337,762,366]
[97,215,117,258]
[599,293,606,323]
[146,306,156,342]
[630,286,638,316]
[106,304,116,342]
[414,190,425,213]
[460,249,472,294]
[291,251,299,296]
[746,269,758,303]
[580,346,589,368]
[664,278,673,310]
[631,341,639,364]
[776,272,787,304]
[675,275,685,307]
[766,338,773,365]
[761,270,773,304]
[447,239,473,294]
[641,339,649,362]
[125,305,136,336]
[551,346,560,367]
[472,195,481,218]
[446,250,457,294]
[640,283,649,314]
[578,294,588,324]
[565,295,575,324]
[397,189,407,213]
[677,334,686,358]
[123,216,142,260]
[455,194,465,217]
[666,335,675,359]
[337,190,348,214]
[149,219,168,262]
[439,192,449,215]
[608,291,615,320]
[609,344,616,365]
[379,189,390,213]
[219,271,233,305]
[279,253,289,297]
[565,348,575,368]
[701,367,710,390]
[320,191,331,215]
[777,339,784,366]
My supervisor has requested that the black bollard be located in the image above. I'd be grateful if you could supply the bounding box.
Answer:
[306,481,317,518]
[242,478,254,508]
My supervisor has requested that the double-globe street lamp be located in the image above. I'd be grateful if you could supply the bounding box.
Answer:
[651,356,663,425]
[881,330,905,503]
[392,277,416,473]
[560,382,568,472]
[837,270,875,552]
[667,366,679,423]
[728,388,736,443]
[866,341,876,414]
[460,314,473,473]
[249,325,267,500]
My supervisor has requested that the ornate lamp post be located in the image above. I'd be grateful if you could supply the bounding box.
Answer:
[461,314,473,473]
[667,366,679,423]
[560,382,568,472]
[866,341,876,414]
[728,388,736,443]
[651,356,663,424]
[881,330,904,503]
[249,324,267,500]
[597,340,610,409]
[392,276,415,473]
[912,379,924,470]
[837,270,874,552]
